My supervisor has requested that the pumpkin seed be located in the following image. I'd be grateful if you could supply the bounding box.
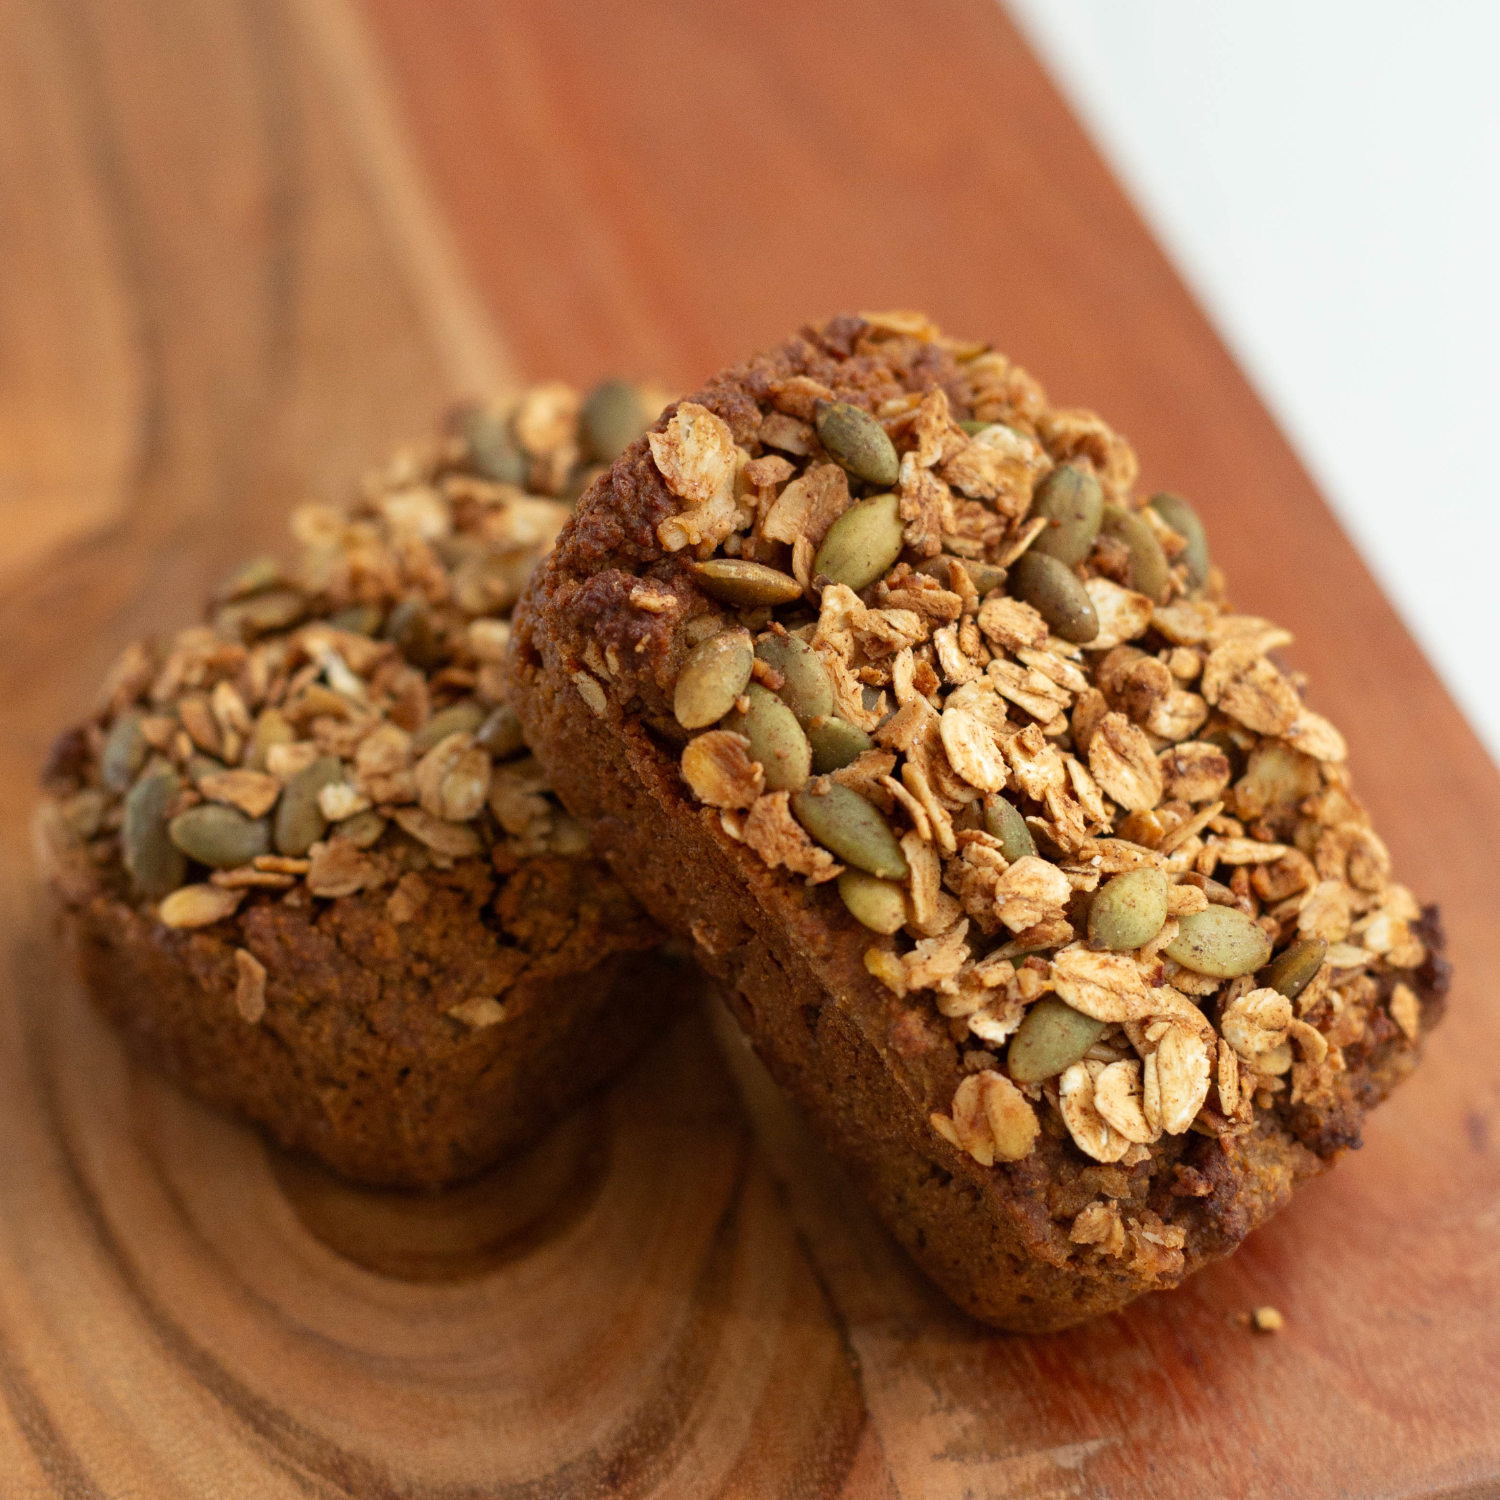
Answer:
[1260,937,1328,1000]
[1007,997,1108,1083]
[412,701,487,755]
[957,419,989,436]
[475,703,527,760]
[1165,905,1272,978]
[462,404,527,484]
[1030,463,1103,566]
[807,715,873,774]
[837,868,908,933]
[214,588,306,641]
[384,598,446,669]
[693,558,803,608]
[1009,551,1099,643]
[790,781,907,879]
[983,795,1037,862]
[1149,493,1210,587]
[960,559,1008,597]
[158,883,241,929]
[916,555,1008,598]
[274,756,344,856]
[187,755,226,786]
[1088,867,1169,951]
[675,630,754,730]
[327,603,383,636]
[814,400,899,486]
[726,683,811,791]
[580,379,646,463]
[101,711,147,794]
[249,708,294,771]
[215,554,280,602]
[813,492,905,591]
[755,634,833,725]
[1101,504,1170,603]
[169,804,271,868]
[123,767,187,897]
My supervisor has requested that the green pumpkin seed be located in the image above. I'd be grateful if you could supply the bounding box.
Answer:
[916,555,1007,598]
[327,603,383,636]
[789,782,907,879]
[1149,493,1211,587]
[187,755,226,786]
[274,756,344,856]
[169,804,271,868]
[807,715,874,774]
[215,554,280,602]
[814,400,899,487]
[1007,997,1108,1083]
[384,598,446,670]
[214,588,306,641]
[813,492,905,592]
[1259,937,1328,1000]
[123,767,187,898]
[675,630,754,730]
[1009,551,1099,643]
[958,419,989,435]
[983,795,1037,863]
[961,559,1008,597]
[1101,504,1170,603]
[1165,905,1272,978]
[412,701,487,755]
[837,868,908,933]
[249,709,294,772]
[581,379,647,463]
[1088,867,1169,951]
[101,711,147,794]
[1030,463,1103,567]
[693,558,803,608]
[755,634,833,725]
[475,703,526,760]
[726,683,810,791]
[462,404,527,484]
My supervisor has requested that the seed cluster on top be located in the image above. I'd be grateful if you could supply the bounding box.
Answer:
[39,378,665,1027]
[597,310,1431,1239]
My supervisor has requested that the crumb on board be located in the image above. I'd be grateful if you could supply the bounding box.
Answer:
[1249,1305,1284,1333]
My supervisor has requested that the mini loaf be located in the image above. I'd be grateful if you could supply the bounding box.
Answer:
[509,313,1450,1331]
[36,378,692,1188]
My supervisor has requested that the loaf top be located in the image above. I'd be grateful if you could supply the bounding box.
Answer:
[518,312,1447,1283]
[37,379,665,1028]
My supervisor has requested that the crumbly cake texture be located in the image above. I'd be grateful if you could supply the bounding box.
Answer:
[510,312,1450,1330]
[37,380,691,1188]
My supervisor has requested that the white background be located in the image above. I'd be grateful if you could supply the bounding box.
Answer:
[1006,1,1500,765]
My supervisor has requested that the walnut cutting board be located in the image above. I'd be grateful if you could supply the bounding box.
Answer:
[1,0,1497,1494]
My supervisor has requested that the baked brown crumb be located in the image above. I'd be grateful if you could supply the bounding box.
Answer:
[509,312,1450,1327]
[37,379,693,1187]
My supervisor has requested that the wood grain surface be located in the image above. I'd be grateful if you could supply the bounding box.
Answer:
[1,0,1497,1495]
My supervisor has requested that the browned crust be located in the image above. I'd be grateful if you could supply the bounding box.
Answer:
[510,650,1444,1329]
[47,832,688,1187]
[509,318,1449,1331]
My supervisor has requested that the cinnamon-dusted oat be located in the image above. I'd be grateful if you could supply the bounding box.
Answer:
[510,312,1448,1331]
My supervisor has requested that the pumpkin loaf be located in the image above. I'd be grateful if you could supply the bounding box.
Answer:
[37,379,693,1188]
[508,313,1449,1330]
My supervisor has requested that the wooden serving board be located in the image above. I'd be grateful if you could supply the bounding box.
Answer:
[1,0,1497,1493]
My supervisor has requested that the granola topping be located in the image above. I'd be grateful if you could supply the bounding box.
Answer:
[41,378,667,949]
[633,313,1435,1226]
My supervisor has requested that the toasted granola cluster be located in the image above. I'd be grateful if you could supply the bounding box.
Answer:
[40,378,664,1028]
[558,311,1437,1254]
